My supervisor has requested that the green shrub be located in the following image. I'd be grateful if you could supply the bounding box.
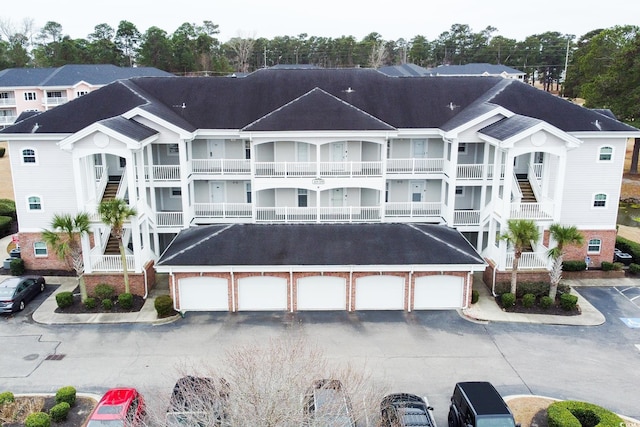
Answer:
[84,297,97,309]
[616,236,640,264]
[560,293,578,311]
[522,293,536,308]
[94,283,115,300]
[612,262,624,271]
[0,216,11,234]
[118,292,134,309]
[0,391,15,404]
[24,412,50,427]
[55,292,74,309]
[0,199,15,217]
[471,289,479,304]
[155,294,174,317]
[102,298,113,310]
[547,400,624,427]
[629,263,640,274]
[0,147,5,157]
[55,386,76,406]
[501,292,516,308]
[600,261,614,271]
[49,402,70,422]
[540,296,554,309]
[10,258,24,276]
[563,260,587,271]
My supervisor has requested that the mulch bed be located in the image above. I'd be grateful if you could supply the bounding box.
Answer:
[2,396,96,427]
[495,296,580,316]
[54,286,145,314]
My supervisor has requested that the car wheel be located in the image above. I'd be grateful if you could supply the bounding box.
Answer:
[40,282,45,292]
[448,408,459,427]
[18,300,25,311]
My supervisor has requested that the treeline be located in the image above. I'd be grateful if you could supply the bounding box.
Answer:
[0,20,639,122]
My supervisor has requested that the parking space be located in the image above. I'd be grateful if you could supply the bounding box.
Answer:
[614,286,640,309]
[0,283,58,321]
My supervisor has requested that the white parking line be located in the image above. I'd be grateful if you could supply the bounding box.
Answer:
[636,344,640,353]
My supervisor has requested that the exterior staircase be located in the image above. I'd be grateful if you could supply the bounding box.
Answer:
[102,177,120,202]
[517,178,537,203]
[105,235,120,255]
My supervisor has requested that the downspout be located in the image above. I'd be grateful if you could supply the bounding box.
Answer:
[170,270,177,311]
[408,269,414,313]
[464,271,471,309]
[142,265,148,299]
[290,269,294,313]
[492,264,498,297]
[230,268,236,313]
[348,267,353,312]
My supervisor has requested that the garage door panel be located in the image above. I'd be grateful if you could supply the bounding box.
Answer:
[355,275,405,310]
[414,275,464,309]
[297,276,346,310]
[179,277,229,311]
[238,277,287,311]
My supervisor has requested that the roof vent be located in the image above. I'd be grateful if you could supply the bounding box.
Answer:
[592,119,602,130]
[172,102,186,109]
[344,87,355,93]
[31,123,40,133]
[446,102,459,111]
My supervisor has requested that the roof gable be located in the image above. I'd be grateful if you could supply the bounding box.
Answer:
[243,87,395,131]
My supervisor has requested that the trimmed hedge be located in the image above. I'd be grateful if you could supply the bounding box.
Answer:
[522,293,536,308]
[84,297,97,309]
[563,260,587,271]
[0,391,15,404]
[0,215,11,234]
[493,281,570,298]
[55,292,74,309]
[154,294,174,317]
[49,402,70,422]
[471,290,479,304]
[501,292,516,308]
[94,283,114,300]
[55,386,76,406]
[10,258,24,276]
[118,293,133,309]
[547,400,624,427]
[24,412,50,427]
[0,199,15,217]
[560,293,578,311]
[629,263,640,274]
[540,296,554,309]
[102,298,113,310]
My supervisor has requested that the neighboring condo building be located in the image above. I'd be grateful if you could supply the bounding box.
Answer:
[1,68,636,312]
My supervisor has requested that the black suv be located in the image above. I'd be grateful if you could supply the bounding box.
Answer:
[448,382,517,427]
[380,393,436,427]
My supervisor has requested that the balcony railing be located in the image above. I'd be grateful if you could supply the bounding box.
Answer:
[453,210,481,225]
[510,202,553,220]
[256,206,381,222]
[505,251,549,270]
[0,115,17,125]
[385,202,442,218]
[254,162,316,177]
[142,165,181,181]
[194,203,252,218]
[254,161,383,177]
[386,158,445,174]
[45,97,68,105]
[156,211,184,227]
[90,254,135,271]
[191,159,251,175]
[0,98,16,106]
[457,164,486,179]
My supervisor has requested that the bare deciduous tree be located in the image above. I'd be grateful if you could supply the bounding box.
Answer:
[226,34,255,73]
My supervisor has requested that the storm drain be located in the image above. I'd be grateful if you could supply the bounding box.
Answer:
[45,354,66,361]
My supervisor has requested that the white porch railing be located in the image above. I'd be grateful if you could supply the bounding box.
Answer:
[318,162,382,177]
[143,165,180,181]
[254,162,316,177]
[386,158,445,174]
[530,162,543,180]
[487,164,506,179]
[457,164,485,179]
[385,202,442,217]
[156,211,184,227]
[256,206,381,222]
[0,115,17,125]
[90,254,135,272]
[191,159,251,175]
[505,251,550,270]
[510,202,553,220]
[0,97,16,106]
[453,210,481,225]
[45,96,68,105]
[194,203,252,218]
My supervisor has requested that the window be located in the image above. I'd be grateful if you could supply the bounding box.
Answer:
[22,148,36,164]
[170,188,181,197]
[245,183,252,203]
[598,146,613,161]
[24,92,36,101]
[167,144,179,156]
[34,242,48,257]
[245,141,251,159]
[28,196,42,210]
[47,91,62,98]
[455,186,464,196]
[458,143,467,153]
[593,193,607,207]
[119,157,126,168]
[587,238,601,253]
[76,91,88,97]
[298,189,308,207]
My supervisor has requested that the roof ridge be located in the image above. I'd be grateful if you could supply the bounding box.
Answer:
[159,224,235,264]
[407,224,485,264]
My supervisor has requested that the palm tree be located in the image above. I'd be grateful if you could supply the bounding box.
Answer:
[500,219,541,295]
[42,213,91,301]
[547,224,584,300]
[97,198,137,294]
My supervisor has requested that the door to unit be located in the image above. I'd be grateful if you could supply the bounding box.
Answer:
[208,140,224,158]
[412,139,427,158]
[210,181,225,203]
[331,188,345,207]
[331,142,347,162]
[410,180,426,202]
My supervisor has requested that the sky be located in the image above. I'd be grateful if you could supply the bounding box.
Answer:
[2,0,640,43]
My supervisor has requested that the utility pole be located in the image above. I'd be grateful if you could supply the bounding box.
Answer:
[561,37,570,96]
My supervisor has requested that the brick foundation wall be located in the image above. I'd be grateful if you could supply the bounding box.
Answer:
[17,232,70,271]
[84,261,156,297]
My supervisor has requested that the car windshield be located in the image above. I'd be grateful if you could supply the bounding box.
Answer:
[97,404,124,415]
[477,417,517,427]
[0,287,15,297]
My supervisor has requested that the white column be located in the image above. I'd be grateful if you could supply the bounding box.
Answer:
[178,139,190,227]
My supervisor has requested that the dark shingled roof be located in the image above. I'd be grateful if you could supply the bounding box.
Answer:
[478,115,543,141]
[2,68,637,135]
[99,117,159,141]
[0,64,172,87]
[428,63,525,76]
[377,64,431,77]
[156,223,485,267]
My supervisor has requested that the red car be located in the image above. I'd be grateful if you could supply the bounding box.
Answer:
[85,388,146,427]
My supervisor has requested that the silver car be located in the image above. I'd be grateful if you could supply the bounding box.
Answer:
[0,275,46,313]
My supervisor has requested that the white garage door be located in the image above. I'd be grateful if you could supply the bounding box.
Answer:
[355,275,405,310]
[179,277,229,311]
[238,276,288,311]
[297,276,346,310]
[413,275,464,309]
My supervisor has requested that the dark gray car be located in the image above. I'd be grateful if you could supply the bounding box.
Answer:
[0,275,46,313]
